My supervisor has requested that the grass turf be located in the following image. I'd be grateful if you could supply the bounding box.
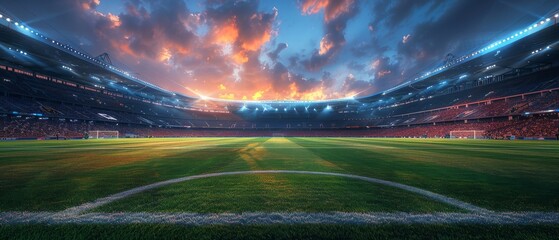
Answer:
[96,174,459,213]
[1,137,559,238]
[0,137,558,212]
[2,224,559,240]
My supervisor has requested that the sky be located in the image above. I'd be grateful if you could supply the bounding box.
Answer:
[0,0,557,100]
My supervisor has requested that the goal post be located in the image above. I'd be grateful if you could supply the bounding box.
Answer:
[88,130,119,139]
[449,130,485,139]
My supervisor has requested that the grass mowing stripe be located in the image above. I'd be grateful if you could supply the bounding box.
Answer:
[289,138,559,211]
[0,138,261,211]
[96,174,460,213]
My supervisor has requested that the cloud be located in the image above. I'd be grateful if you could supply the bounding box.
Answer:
[402,34,411,44]
[341,73,372,95]
[267,42,288,62]
[205,0,277,64]
[299,0,359,71]
[4,0,558,100]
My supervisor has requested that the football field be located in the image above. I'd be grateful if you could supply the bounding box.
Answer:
[1,138,558,239]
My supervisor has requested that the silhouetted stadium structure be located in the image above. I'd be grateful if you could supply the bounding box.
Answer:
[1,13,559,140]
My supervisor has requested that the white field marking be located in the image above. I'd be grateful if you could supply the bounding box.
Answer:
[2,212,559,225]
[60,170,490,215]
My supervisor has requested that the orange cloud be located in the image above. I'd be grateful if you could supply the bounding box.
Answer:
[107,13,121,28]
[158,48,172,62]
[300,0,355,22]
[219,93,235,99]
[324,0,354,22]
[287,82,327,101]
[232,51,249,64]
[252,90,265,100]
[213,20,239,45]
[110,41,136,57]
[241,31,271,51]
[301,0,329,15]
[319,35,334,55]
[81,0,100,10]
[300,88,326,100]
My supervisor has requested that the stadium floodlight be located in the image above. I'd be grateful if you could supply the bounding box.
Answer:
[6,18,10,22]
[555,14,559,18]
[0,14,3,18]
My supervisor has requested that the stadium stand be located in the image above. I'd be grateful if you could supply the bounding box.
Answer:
[1,15,559,140]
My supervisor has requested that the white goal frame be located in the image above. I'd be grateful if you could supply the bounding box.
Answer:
[89,130,119,139]
[449,130,485,139]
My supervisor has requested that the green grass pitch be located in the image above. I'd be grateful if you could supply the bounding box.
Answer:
[1,137,558,239]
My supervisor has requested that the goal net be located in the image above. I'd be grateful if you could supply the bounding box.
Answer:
[89,130,119,139]
[449,130,485,139]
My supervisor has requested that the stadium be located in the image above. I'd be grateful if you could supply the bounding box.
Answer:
[0,1,559,239]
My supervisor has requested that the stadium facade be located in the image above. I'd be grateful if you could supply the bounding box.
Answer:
[1,12,558,140]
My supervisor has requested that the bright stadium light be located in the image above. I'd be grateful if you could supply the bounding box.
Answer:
[6,18,10,22]
[555,14,559,18]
